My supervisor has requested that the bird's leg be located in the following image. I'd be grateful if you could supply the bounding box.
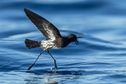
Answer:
[27,51,44,70]
[47,50,58,72]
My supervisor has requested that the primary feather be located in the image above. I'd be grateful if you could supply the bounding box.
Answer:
[24,8,61,41]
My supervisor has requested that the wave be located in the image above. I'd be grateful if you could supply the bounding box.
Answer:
[0,1,107,11]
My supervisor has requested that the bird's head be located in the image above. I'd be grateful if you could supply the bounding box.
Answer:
[67,34,80,45]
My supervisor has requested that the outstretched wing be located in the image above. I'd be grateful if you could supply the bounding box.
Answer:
[24,8,61,40]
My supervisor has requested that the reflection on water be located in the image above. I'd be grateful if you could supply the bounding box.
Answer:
[0,0,126,84]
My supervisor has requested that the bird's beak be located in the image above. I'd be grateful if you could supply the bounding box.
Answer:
[75,40,79,45]
[75,36,83,45]
[77,36,83,38]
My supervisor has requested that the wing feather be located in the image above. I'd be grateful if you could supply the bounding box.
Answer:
[24,8,61,40]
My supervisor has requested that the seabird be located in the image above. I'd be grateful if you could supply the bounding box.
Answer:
[24,8,79,71]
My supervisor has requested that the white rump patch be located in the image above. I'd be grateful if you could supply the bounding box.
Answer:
[40,40,55,50]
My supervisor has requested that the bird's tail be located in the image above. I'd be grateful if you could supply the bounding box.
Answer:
[25,39,41,49]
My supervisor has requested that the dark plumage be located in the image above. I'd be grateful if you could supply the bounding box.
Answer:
[25,39,40,49]
[24,8,79,71]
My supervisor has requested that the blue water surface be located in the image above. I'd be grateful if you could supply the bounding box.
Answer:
[0,0,126,84]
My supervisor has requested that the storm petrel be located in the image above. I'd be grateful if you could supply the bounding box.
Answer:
[24,8,79,70]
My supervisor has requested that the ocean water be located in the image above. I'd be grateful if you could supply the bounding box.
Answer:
[0,0,126,84]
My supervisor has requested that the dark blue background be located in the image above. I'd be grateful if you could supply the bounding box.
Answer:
[0,0,126,84]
